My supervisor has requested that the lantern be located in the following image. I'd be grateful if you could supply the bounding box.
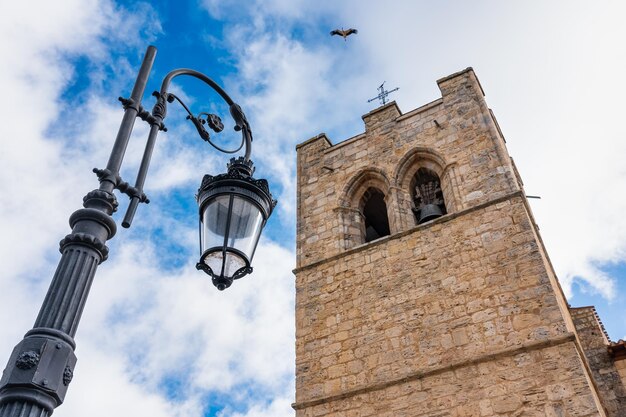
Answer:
[196,157,275,290]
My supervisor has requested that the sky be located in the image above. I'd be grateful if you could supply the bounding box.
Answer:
[0,1,625,416]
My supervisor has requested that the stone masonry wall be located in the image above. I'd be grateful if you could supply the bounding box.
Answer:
[615,359,626,388]
[570,307,626,416]
[296,342,598,417]
[294,68,609,416]
[294,195,603,416]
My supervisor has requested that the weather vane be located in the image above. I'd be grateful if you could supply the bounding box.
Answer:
[368,81,399,106]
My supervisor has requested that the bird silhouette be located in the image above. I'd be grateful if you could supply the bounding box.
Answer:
[330,28,358,41]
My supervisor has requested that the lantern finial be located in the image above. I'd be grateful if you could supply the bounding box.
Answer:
[227,157,255,177]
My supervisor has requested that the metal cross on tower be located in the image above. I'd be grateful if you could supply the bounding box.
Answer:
[368,81,399,106]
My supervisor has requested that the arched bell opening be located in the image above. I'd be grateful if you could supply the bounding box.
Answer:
[360,187,391,242]
[411,167,447,224]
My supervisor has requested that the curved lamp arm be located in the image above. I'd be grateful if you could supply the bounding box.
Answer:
[160,69,252,161]
[120,67,254,228]
[161,69,234,105]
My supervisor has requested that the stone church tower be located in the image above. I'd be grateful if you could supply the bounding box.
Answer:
[293,68,626,416]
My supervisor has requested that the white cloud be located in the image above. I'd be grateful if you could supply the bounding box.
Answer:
[219,395,294,417]
[63,344,196,417]
[0,0,162,279]
[76,238,294,406]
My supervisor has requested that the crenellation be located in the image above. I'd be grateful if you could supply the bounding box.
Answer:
[296,70,524,267]
[570,307,626,415]
[361,102,402,133]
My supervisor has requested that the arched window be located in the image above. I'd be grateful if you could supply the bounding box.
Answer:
[412,168,447,224]
[360,188,390,242]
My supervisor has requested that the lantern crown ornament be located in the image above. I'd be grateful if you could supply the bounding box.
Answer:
[196,157,276,290]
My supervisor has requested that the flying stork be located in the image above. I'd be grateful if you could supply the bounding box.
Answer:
[330,28,358,41]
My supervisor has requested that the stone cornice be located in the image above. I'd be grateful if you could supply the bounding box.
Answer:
[292,332,576,410]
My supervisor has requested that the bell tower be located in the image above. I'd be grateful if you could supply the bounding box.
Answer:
[294,68,625,416]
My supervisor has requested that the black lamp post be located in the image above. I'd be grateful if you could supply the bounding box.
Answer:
[0,46,275,416]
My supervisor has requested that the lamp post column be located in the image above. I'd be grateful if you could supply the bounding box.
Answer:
[0,47,156,417]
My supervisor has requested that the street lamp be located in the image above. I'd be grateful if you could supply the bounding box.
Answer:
[0,46,275,416]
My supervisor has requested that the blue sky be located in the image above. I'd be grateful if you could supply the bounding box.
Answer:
[0,1,625,416]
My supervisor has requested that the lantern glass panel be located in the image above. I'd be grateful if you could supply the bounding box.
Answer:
[226,195,264,260]
[201,195,230,255]
[223,251,247,277]
[203,251,224,274]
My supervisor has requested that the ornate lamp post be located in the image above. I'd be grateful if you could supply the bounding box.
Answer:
[0,46,275,416]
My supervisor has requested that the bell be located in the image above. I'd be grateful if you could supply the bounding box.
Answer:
[418,203,443,224]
